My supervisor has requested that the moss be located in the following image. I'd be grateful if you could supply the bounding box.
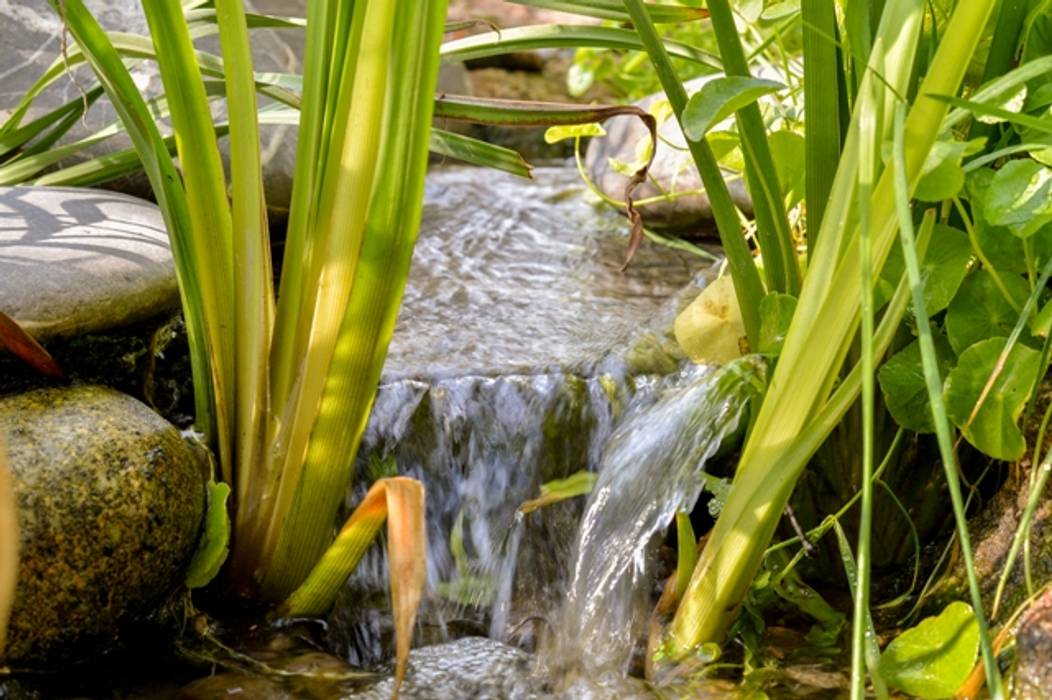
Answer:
[0,386,206,664]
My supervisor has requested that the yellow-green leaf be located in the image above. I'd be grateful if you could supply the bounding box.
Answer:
[674,276,746,364]
[185,481,231,589]
[544,122,607,143]
[880,602,979,699]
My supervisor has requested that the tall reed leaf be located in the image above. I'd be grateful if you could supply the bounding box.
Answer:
[282,477,426,695]
[669,0,996,651]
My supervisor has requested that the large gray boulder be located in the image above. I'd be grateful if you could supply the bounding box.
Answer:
[585,76,754,235]
[0,186,178,341]
[0,0,470,218]
[0,385,205,663]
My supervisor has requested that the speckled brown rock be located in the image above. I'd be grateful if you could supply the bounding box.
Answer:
[0,386,205,663]
[1013,588,1052,700]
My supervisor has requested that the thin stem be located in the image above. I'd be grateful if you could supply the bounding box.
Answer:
[892,102,1004,700]
[621,0,766,347]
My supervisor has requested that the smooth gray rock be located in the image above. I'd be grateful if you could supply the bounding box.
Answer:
[0,385,205,663]
[585,77,753,234]
[0,0,470,217]
[0,186,178,340]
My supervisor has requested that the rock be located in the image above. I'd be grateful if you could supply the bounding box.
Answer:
[0,386,205,663]
[0,186,179,341]
[0,0,471,219]
[1013,588,1052,700]
[584,76,754,234]
[345,637,541,700]
[386,166,702,379]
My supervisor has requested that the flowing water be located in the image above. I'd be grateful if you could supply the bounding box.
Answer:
[547,358,765,680]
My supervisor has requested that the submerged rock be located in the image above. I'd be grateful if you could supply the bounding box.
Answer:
[346,637,541,700]
[584,77,754,235]
[0,186,178,341]
[0,386,205,663]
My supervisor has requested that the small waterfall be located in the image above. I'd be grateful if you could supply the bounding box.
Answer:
[547,357,765,679]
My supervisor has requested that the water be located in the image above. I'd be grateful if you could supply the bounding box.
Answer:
[546,358,765,681]
[325,165,710,667]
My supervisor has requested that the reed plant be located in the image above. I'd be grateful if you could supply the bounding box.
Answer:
[28,0,448,683]
[617,1,1049,697]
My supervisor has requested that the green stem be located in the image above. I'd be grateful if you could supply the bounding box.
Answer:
[801,0,842,246]
[891,103,1003,700]
[705,0,800,295]
[621,0,766,348]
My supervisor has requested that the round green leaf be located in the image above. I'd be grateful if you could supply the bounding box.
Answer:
[979,158,1052,238]
[944,337,1041,461]
[880,601,979,699]
[879,224,972,314]
[878,335,956,434]
[945,270,1031,355]
[682,76,785,141]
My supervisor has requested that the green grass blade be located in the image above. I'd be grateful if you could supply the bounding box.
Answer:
[705,0,799,295]
[506,0,708,23]
[46,0,220,458]
[891,103,1004,700]
[140,0,235,476]
[801,0,843,245]
[430,129,533,178]
[440,25,722,70]
[851,50,881,700]
[213,0,275,531]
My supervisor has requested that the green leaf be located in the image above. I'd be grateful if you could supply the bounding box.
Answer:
[878,224,972,313]
[673,275,746,364]
[879,335,957,434]
[945,270,1030,355]
[880,601,979,699]
[979,159,1052,238]
[185,481,231,589]
[769,130,806,206]
[430,129,534,179]
[914,138,974,202]
[944,337,1041,461]
[682,77,785,140]
[757,292,797,356]
[544,122,607,143]
[518,470,598,514]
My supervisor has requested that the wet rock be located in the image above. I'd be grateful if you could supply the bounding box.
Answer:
[346,637,542,700]
[0,386,205,663]
[1013,587,1052,700]
[386,166,701,379]
[584,77,754,235]
[0,186,178,341]
[0,0,470,219]
[926,467,1052,618]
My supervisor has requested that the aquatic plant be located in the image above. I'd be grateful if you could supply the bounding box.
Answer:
[10,0,448,685]
[615,0,1052,696]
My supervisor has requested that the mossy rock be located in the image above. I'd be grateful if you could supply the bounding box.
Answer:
[0,386,206,664]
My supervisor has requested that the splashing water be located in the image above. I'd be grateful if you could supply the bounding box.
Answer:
[547,357,766,679]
